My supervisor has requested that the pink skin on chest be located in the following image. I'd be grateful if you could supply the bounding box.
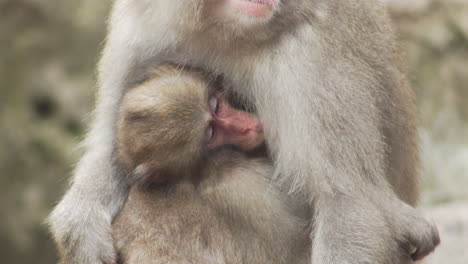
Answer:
[228,0,277,18]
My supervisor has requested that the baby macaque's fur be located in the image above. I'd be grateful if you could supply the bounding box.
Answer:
[112,65,310,263]
[116,66,213,185]
[113,157,310,264]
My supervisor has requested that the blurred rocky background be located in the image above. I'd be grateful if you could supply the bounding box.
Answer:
[0,0,466,263]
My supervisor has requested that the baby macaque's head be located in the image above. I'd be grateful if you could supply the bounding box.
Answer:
[117,65,263,184]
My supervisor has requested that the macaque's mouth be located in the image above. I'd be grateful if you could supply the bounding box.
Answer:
[230,0,277,18]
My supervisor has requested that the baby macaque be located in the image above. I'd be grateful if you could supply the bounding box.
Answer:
[112,65,311,264]
[116,65,263,185]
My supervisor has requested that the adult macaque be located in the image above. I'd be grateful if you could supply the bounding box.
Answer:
[48,0,440,263]
[112,65,310,264]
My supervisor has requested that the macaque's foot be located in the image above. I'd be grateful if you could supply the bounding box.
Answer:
[312,194,439,264]
[386,200,440,261]
[48,199,117,264]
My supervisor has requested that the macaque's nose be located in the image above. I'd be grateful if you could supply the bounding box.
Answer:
[217,112,263,135]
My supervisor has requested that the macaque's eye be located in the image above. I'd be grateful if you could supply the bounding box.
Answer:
[209,96,220,115]
[205,124,216,143]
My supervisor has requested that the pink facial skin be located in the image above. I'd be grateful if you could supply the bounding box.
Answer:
[228,0,277,18]
[135,94,264,185]
[207,95,264,151]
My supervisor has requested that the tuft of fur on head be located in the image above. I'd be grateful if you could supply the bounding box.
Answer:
[116,65,214,184]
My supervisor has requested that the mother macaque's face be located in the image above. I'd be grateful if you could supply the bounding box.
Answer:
[155,0,283,38]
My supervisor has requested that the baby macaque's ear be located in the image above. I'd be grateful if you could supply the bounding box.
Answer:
[132,163,165,186]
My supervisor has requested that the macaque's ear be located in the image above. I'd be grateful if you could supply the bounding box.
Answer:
[131,163,165,186]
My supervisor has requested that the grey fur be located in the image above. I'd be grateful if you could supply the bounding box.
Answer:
[48,0,439,263]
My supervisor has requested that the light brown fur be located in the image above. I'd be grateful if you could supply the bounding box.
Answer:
[113,154,310,264]
[116,67,211,184]
[112,66,310,264]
